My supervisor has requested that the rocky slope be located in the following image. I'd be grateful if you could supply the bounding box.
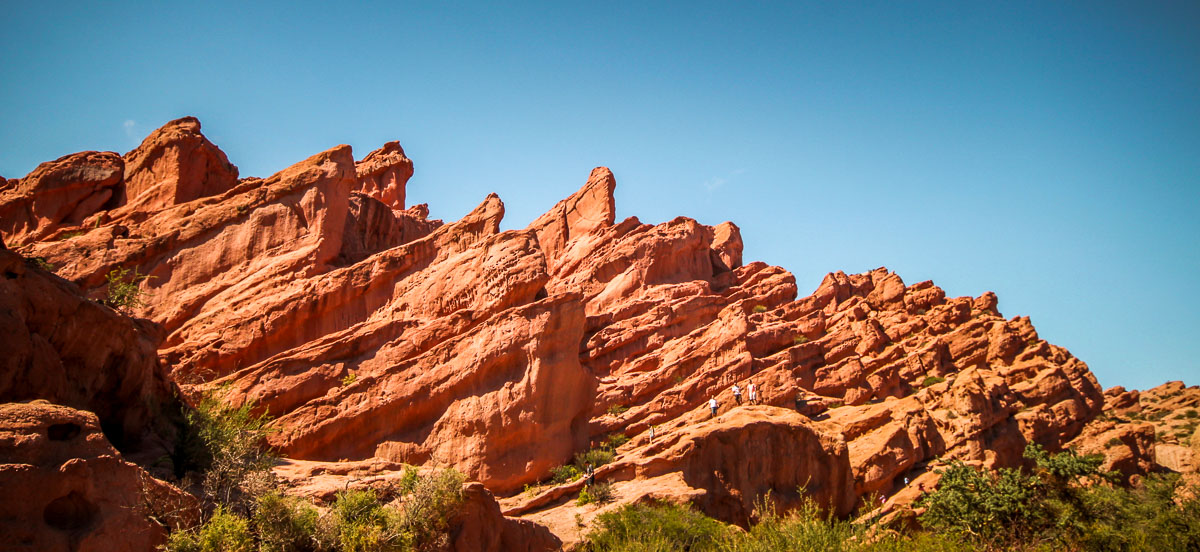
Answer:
[1,117,1190,548]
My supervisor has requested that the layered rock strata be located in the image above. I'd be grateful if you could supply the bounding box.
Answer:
[2,117,1142,546]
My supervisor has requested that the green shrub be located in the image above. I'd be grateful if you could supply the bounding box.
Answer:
[183,391,276,513]
[606,404,629,416]
[341,372,357,386]
[793,335,809,344]
[27,257,55,272]
[580,501,728,551]
[1106,437,1124,448]
[551,464,581,484]
[1186,409,1199,419]
[753,305,768,313]
[577,482,615,506]
[104,266,152,312]
[604,432,630,449]
[391,468,465,548]
[253,492,318,552]
[575,448,616,469]
[921,376,945,388]
[164,507,254,552]
[396,465,419,496]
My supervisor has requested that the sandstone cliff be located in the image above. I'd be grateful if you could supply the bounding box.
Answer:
[2,117,1185,549]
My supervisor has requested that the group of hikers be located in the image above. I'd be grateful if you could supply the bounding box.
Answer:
[709,379,763,417]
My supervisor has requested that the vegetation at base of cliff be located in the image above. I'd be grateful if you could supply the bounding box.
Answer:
[177,390,277,514]
[165,390,467,551]
[577,482,614,506]
[575,445,1200,552]
[165,471,466,552]
[104,266,153,312]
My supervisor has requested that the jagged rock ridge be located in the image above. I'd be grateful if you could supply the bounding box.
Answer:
[2,117,1184,549]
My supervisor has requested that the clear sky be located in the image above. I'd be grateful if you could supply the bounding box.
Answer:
[2,2,1196,390]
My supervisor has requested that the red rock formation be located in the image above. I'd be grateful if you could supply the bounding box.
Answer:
[354,141,413,211]
[119,116,238,212]
[1,117,1154,546]
[1072,381,1200,476]
[0,247,169,450]
[451,483,561,552]
[0,402,197,552]
[0,151,123,244]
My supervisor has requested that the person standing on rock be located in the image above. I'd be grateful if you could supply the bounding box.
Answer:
[709,397,719,418]
[748,380,758,405]
[732,383,742,405]
[585,463,595,486]
[649,425,656,442]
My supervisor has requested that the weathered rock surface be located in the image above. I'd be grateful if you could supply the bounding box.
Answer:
[0,402,197,552]
[0,246,170,450]
[119,116,239,213]
[2,117,1170,547]
[1072,381,1200,475]
[0,151,123,244]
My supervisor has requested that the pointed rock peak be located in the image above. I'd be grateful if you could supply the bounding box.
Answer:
[354,141,413,211]
[460,193,505,233]
[528,166,617,262]
[710,221,743,272]
[268,144,356,186]
[973,291,1000,315]
[121,116,238,211]
[434,193,505,254]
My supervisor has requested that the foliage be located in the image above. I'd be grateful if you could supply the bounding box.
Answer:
[341,372,358,386]
[253,492,318,552]
[580,501,728,551]
[27,256,55,272]
[607,404,629,416]
[104,266,153,312]
[184,391,277,514]
[605,432,630,449]
[1106,437,1124,447]
[1186,409,1199,419]
[575,467,1200,552]
[551,464,582,484]
[575,447,616,469]
[578,482,614,506]
[164,468,466,552]
[915,443,1200,550]
[793,335,810,344]
[753,305,768,313]
[920,376,945,388]
[164,507,254,552]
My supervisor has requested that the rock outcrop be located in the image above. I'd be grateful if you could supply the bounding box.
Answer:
[1,117,1158,546]
[0,402,197,552]
[0,246,170,450]
[1071,382,1200,476]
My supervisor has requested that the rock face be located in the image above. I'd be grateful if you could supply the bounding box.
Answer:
[1072,382,1200,476]
[0,402,197,552]
[0,246,170,450]
[0,151,123,244]
[2,117,1155,546]
[120,116,239,212]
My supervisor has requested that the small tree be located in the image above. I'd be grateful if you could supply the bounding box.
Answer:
[184,392,277,515]
[105,266,152,312]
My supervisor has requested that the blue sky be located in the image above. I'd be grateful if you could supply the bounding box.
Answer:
[2,2,1196,390]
